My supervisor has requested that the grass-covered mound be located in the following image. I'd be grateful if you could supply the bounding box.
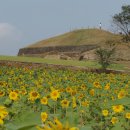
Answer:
[27,29,121,48]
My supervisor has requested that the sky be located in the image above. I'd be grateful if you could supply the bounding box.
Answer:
[0,0,130,55]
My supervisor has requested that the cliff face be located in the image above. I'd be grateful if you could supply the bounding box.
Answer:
[18,45,98,59]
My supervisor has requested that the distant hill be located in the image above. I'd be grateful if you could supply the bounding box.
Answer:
[26,28,121,48]
[18,28,130,61]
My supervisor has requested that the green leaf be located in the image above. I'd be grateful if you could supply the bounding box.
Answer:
[18,125,37,130]
[109,97,130,106]
[111,123,124,130]
[80,125,93,130]
[5,111,41,130]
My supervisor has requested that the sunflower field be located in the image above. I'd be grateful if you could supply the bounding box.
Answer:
[0,64,130,130]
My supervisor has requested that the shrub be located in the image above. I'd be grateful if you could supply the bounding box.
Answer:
[95,47,115,70]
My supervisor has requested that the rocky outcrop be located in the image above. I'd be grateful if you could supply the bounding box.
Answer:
[79,49,97,60]
[18,45,98,59]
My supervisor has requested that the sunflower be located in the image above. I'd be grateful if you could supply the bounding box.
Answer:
[89,89,95,96]
[93,81,101,88]
[9,91,18,101]
[0,106,8,125]
[50,90,60,101]
[125,112,130,119]
[0,91,5,97]
[36,119,79,130]
[70,128,79,130]
[54,118,63,129]
[14,90,19,94]
[112,105,124,113]
[61,99,70,108]
[29,91,40,101]
[118,90,126,99]
[0,118,3,125]
[102,109,109,116]
[72,97,77,108]
[81,84,87,90]
[78,94,84,99]
[104,83,110,90]
[40,97,48,105]
[66,87,72,93]
[111,117,118,124]
[71,90,77,96]
[20,89,27,95]
[41,112,48,122]
[82,100,89,107]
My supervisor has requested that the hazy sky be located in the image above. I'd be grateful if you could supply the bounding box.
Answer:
[0,0,130,55]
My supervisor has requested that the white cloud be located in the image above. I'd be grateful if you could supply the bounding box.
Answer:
[0,23,23,55]
[0,23,22,41]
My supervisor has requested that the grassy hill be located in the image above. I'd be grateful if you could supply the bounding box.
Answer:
[18,28,130,62]
[26,28,121,48]
[1,28,130,72]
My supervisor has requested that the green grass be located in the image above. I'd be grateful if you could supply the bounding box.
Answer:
[0,55,125,71]
[109,63,125,71]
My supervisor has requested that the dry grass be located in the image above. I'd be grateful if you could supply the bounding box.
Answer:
[26,28,121,48]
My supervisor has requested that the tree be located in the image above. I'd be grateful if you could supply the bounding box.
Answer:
[95,48,115,70]
[113,5,130,41]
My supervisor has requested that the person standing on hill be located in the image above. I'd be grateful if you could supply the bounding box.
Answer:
[99,22,102,29]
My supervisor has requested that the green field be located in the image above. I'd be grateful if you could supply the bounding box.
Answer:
[0,55,126,71]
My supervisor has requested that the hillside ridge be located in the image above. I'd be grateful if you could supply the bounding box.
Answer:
[26,28,121,48]
[18,28,130,61]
